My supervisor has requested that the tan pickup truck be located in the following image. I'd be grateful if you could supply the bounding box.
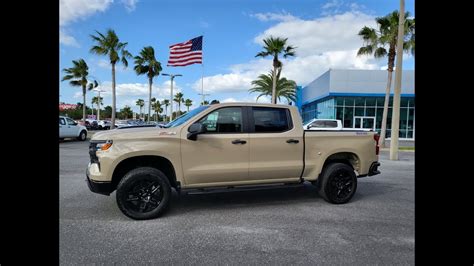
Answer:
[87,103,380,220]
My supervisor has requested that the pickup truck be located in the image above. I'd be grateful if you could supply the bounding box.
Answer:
[87,103,380,220]
[59,116,88,141]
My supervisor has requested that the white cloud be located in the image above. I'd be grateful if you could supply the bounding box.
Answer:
[254,11,376,57]
[60,0,138,47]
[73,80,182,112]
[97,59,110,68]
[60,29,80,47]
[192,11,382,94]
[60,0,113,26]
[322,0,342,9]
[250,11,297,22]
[121,0,139,12]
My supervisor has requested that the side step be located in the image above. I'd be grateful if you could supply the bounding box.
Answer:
[182,182,305,195]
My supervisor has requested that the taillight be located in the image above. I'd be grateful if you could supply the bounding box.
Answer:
[374,134,380,155]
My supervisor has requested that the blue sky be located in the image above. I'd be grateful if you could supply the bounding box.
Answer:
[60,0,415,114]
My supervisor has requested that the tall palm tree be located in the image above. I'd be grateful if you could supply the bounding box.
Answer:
[250,69,297,104]
[255,36,296,104]
[61,59,97,122]
[162,99,170,122]
[134,46,162,122]
[152,101,163,121]
[184,99,193,112]
[136,99,145,119]
[173,92,184,118]
[357,10,415,147]
[90,29,132,129]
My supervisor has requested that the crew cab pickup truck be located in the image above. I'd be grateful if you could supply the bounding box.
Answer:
[87,103,380,220]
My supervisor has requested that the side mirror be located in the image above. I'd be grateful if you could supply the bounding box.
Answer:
[187,122,207,140]
[306,124,312,130]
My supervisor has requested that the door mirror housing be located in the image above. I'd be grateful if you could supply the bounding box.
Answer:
[187,122,207,140]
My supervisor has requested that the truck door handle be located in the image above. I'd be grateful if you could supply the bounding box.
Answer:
[286,139,299,144]
[232,139,247,145]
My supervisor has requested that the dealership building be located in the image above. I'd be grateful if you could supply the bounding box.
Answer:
[295,69,415,139]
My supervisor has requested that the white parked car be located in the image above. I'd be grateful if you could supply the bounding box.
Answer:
[59,116,88,141]
[97,120,112,130]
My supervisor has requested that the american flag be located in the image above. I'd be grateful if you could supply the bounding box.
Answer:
[167,36,203,67]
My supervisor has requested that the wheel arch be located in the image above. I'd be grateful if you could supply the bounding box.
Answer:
[111,155,178,193]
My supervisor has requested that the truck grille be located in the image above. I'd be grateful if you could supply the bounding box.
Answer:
[89,142,99,164]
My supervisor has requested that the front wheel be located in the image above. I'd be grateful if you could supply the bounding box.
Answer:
[77,130,87,141]
[317,163,357,204]
[116,167,171,220]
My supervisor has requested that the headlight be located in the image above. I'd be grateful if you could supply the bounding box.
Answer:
[96,140,113,151]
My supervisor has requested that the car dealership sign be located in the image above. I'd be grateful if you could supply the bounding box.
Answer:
[59,103,77,111]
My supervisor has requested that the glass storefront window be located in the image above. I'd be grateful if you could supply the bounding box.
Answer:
[376,97,385,106]
[344,97,354,106]
[355,107,364,116]
[343,107,353,128]
[335,97,344,106]
[408,98,415,107]
[354,97,364,106]
[366,107,375,116]
[366,98,376,106]
[400,108,408,129]
[336,106,344,121]
[401,97,408,107]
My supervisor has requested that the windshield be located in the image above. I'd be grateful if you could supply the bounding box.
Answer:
[164,105,210,128]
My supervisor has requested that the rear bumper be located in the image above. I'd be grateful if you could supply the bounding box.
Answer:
[358,161,381,178]
[86,169,112,196]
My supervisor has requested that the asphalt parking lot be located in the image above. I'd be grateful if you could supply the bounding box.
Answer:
[60,140,414,265]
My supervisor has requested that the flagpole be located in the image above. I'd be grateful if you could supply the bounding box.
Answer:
[201,34,204,104]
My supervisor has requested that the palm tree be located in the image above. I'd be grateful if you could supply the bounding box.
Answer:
[91,96,103,118]
[184,99,193,112]
[152,101,163,121]
[255,36,296,104]
[136,99,145,119]
[61,59,97,122]
[250,69,297,104]
[357,10,415,147]
[90,29,132,129]
[201,100,209,105]
[162,99,170,122]
[134,46,162,122]
[173,92,184,118]
[120,105,133,119]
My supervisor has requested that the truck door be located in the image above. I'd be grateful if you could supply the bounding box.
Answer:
[247,107,303,181]
[181,107,249,185]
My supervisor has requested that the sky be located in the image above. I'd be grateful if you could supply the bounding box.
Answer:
[59,0,415,114]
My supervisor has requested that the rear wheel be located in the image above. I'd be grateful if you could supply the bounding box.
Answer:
[77,130,87,141]
[116,167,171,220]
[317,163,357,204]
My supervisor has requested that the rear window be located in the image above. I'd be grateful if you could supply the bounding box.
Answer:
[312,120,338,128]
[252,107,291,133]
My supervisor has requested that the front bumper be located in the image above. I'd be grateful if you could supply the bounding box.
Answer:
[86,167,112,196]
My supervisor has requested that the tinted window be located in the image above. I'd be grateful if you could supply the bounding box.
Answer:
[198,107,243,133]
[311,120,337,128]
[252,107,290,133]
[59,118,66,125]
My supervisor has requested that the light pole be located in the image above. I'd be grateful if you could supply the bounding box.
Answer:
[389,0,405,160]
[162,73,182,121]
[93,88,106,121]
[198,93,210,105]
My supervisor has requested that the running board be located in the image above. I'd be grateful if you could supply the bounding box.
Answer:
[182,182,305,195]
